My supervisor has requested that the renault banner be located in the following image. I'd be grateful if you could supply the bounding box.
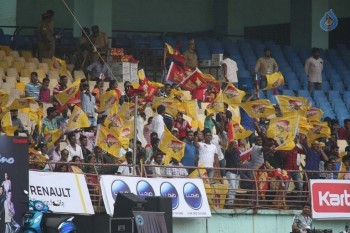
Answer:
[29,171,95,215]
[100,176,211,218]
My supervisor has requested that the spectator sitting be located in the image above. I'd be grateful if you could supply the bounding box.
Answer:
[117,151,134,176]
[8,109,29,136]
[42,107,65,132]
[70,156,83,173]
[148,150,166,177]
[166,158,188,178]
[171,127,180,139]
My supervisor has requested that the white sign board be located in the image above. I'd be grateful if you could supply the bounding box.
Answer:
[29,171,95,215]
[100,176,211,218]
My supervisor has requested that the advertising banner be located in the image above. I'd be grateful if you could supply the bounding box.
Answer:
[0,136,29,232]
[100,176,211,218]
[29,171,95,215]
[310,179,350,219]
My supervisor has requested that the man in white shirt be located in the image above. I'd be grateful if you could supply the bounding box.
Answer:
[194,128,219,178]
[221,53,238,90]
[305,47,323,94]
[65,133,84,161]
[117,151,133,176]
[150,105,166,139]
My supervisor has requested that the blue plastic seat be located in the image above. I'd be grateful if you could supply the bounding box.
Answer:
[238,78,254,90]
[282,89,295,96]
[313,90,326,99]
[288,80,301,91]
[328,91,341,100]
[298,90,310,98]
[333,82,345,93]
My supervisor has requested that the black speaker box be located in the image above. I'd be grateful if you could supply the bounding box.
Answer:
[113,193,147,218]
[109,218,134,233]
[145,196,173,233]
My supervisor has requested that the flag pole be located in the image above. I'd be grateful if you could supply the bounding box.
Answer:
[133,95,138,176]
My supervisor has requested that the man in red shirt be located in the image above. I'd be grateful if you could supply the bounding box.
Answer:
[338,119,350,140]
[279,145,304,196]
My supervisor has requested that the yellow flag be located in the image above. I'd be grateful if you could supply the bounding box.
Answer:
[0,90,9,107]
[2,126,18,136]
[67,105,90,129]
[305,108,323,122]
[1,111,12,127]
[0,111,17,136]
[266,115,299,139]
[170,89,185,99]
[181,100,198,119]
[231,119,253,140]
[118,102,136,121]
[8,97,37,110]
[117,119,135,145]
[275,137,296,151]
[240,99,276,118]
[307,122,331,142]
[138,69,146,81]
[96,124,122,157]
[44,129,62,148]
[159,126,185,165]
[191,119,204,131]
[263,72,285,90]
[52,56,69,76]
[206,102,225,116]
[54,80,81,105]
[206,183,229,210]
[97,90,119,112]
[152,97,180,118]
[298,116,313,135]
[222,83,246,104]
[276,95,308,115]
[104,103,123,128]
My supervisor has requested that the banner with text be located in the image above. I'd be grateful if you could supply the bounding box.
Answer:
[29,171,94,215]
[100,176,211,218]
[310,179,350,219]
[0,136,29,232]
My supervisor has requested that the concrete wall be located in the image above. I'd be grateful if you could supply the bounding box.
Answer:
[112,0,214,33]
[16,0,74,29]
[227,0,291,36]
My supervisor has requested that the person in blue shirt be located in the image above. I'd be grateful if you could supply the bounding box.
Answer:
[181,130,197,174]
[86,53,110,81]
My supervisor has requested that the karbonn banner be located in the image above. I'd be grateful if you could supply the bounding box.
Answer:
[29,171,95,215]
[310,179,350,219]
[0,136,29,233]
[100,176,211,218]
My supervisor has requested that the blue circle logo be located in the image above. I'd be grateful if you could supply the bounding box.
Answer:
[183,182,202,210]
[160,182,179,209]
[136,180,155,200]
[135,215,144,226]
[111,180,131,200]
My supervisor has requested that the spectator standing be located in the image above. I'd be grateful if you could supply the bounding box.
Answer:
[80,84,96,126]
[225,140,241,206]
[66,133,84,161]
[194,128,219,178]
[143,117,153,145]
[148,150,166,177]
[339,119,350,140]
[38,10,55,60]
[86,53,110,81]
[221,52,238,90]
[39,77,51,103]
[150,105,166,139]
[301,139,329,179]
[80,135,92,162]
[25,72,41,100]
[305,47,323,94]
[174,112,192,140]
[254,48,278,92]
[183,39,198,70]
[181,131,197,173]
[42,107,65,132]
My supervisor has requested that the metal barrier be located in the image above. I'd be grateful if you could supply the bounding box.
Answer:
[29,160,348,212]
